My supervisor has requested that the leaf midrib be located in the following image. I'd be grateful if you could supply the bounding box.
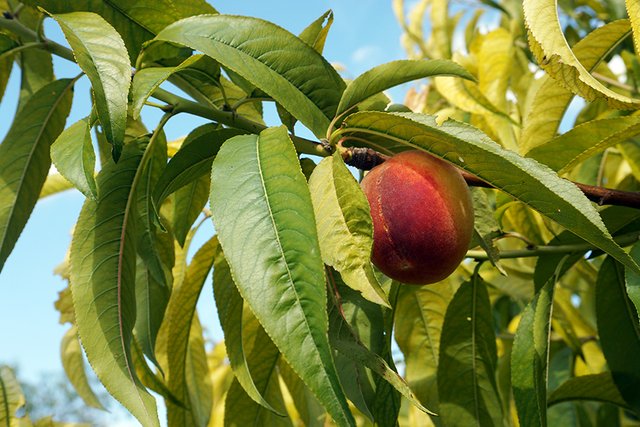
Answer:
[0,371,9,427]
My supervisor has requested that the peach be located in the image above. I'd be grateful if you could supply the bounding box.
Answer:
[361,150,474,284]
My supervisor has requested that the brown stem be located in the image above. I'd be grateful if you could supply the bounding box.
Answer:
[343,146,640,210]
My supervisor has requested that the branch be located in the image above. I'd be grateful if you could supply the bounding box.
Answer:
[342,146,640,210]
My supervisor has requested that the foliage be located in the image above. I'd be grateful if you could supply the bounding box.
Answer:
[1,0,640,426]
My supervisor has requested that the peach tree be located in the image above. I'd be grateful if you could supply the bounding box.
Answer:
[1,0,640,426]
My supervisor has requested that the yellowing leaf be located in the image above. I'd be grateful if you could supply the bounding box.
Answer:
[627,0,640,55]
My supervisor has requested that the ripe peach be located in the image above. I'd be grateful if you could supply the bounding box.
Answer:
[361,150,474,284]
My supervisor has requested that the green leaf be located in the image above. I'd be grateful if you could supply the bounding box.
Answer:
[471,188,504,274]
[212,238,282,414]
[628,0,640,55]
[224,321,291,427]
[596,257,640,414]
[50,116,97,199]
[437,277,503,426]
[50,12,131,160]
[308,153,389,307]
[299,10,333,53]
[521,20,632,154]
[185,315,213,427]
[209,127,354,427]
[0,78,73,274]
[511,275,556,427]
[395,280,457,415]
[548,373,632,410]
[0,33,16,104]
[626,241,640,323]
[338,111,640,273]
[26,0,217,60]
[153,15,346,138]
[523,2,639,109]
[69,140,159,427]
[527,116,640,173]
[337,59,474,115]
[0,366,27,427]
[170,176,209,248]
[131,54,212,119]
[154,126,245,207]
[278,361,325,427]
[160,236,216,427]
[60,326,104,410]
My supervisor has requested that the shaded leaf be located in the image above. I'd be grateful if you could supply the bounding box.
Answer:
[511,275,557,427]
[69,140,159,427]
[437,277,502,426]
[548,373,632,410]
[50,116,97,199]
[0,78,73,273]
[153,15,345,138]
[596,257,640,414]
[337,59,474,115]
[209,127,354,426]
[338,112,640,273]
[212,238,282,414]
[626,241,640,323]
[308,152,389,307]
[278,361,325,427]
[185,315,213,427]
[51,11,131,160]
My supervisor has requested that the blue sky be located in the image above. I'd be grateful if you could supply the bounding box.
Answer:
[0,0,410,385]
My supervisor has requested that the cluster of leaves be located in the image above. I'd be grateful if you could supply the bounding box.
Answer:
[1,0,640,426]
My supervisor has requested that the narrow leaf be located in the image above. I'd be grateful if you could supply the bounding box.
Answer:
[51,12,132,160]
[153,15,346,138]
[437,277,503,426]
[70,140,159,427]
[50,116,97,199]
[626,241,640,323]
[338,59,474,115]
[185,315,213,427]
[161,236,216,427]
[511,275,556,427]
[210,126,355,426]
[628,0,640,55]
[523,2,639,109]
[548,372,632,410]
[0,78,73,273]
[596,257,640,414]
[39,174,74,199]
[308,153,389,306]
[527,116,640,173]
[339,111,640,273]
[212,239,282,414]
[60,326,104,409]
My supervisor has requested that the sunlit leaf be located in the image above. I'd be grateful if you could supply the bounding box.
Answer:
[337,59,474,115]
[185,315,213,427]
[628,0,640,55]
[338,111,639,273]
[308,153,389,306]
[512,275,557,427]
[527,116,640,173]
[50,12,131,160]
[209,127,354,426]
[278,361,325,427]
[50,116,97,199]
[524,2,639,109]
[69,140,159,427]
[299,10,333,53]
[153,15,345,138]
[60,326,104,410]
[596,257,640,414]
[521,20,631,153]
[0,78,73,274]
[437,277,503,426]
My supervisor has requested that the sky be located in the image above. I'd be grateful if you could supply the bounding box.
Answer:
[0,0,411,407]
